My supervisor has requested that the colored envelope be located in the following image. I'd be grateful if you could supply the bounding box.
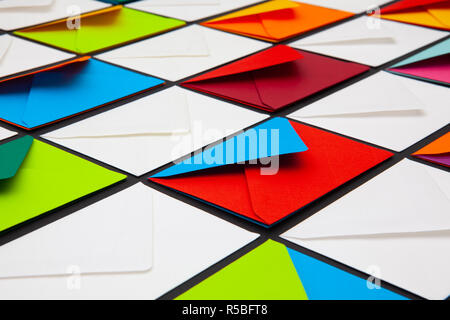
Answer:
[43,87,268,176]
[0,34,74,80]
[388,38,450,86]
[282,159,450,300]
[0,57,163,130]
[128,0,263,22]
[379,0,450,30]
[201,0,354,42]
[177,240,407,300]
[0,183,258,299]
[412,132,450,167]
[297,0,392,13]
[289,71,450,151]
[290,16,448,67]
[14,6,185,54]
[0,136,125,233]
[149,117,393,227]
[0,0,109,31]
[97,25,270,82]
[182,45,369,112]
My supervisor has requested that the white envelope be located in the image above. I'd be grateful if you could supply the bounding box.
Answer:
[0,0,109,31]
[0,126,15,141]
[42,86,268,176]
[96,25,270,81]
[0,34,74,79]
[282,159,450,300]
[127,0,263,22]
[288,71,450,151]
[293,0,392,13]
[0,183,259,299]
[289,16,448,67]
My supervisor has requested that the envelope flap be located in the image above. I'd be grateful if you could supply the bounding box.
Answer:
[283,160,450,240]
[151,117,308,178]
[380,0,448,13]
[207,0,299,23]
[102,27,210,59]
[0,183,153,278]
[0,0,53,9]
[390,38,450,68]
[0,135,33,180]
[184,45,303,83]
[0,34,12,62]
[294,72,426,118]
[413,132,450,155]
[43,87,191,139]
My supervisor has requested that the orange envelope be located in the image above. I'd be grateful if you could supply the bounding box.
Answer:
[379,0,450,30]
[201,0,354,42]
[412,132,450,167]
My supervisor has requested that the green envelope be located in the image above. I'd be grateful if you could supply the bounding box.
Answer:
[0,136,126,232]
[14,6,185,54]
[176,240,407,300]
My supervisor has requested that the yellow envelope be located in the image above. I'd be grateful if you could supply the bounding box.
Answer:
[14,6,186,54]
[379,0,450,30]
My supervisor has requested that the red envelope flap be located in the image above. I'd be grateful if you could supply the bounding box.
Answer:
[380,0,448,14]
[251,50,370,111]
[0,56,91,84]
[243,121,394,225]
[184,45,303,83]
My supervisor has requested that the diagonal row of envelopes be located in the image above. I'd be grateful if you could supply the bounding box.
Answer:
[0,0,449,301]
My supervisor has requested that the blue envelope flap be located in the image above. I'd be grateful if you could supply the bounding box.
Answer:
[152,117,308,178]
[391,38,450,68]
[0,135,33,180]
[287,248,408,300]
[0,58,164,129]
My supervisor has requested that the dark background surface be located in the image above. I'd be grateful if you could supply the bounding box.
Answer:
[0,0,448,300]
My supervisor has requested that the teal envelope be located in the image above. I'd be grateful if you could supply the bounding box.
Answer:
[0,57,164,129]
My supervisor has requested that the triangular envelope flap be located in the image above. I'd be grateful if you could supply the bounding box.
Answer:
[380,0,448,14]
[283,160,450,240]
[44,88,191,139]
[293,72,425,118]
[103,27,210,59]
[143,0,220,5]
[425,164,450,200]
[151,117,308,178]
[298,23,396,45]
[286,248,406,300]
[391,38,450,68]
[0,183,153,278]
[0,135,33,180]
[185,45,303,83]
[207,0,299,23]
[0,0,53,9]
[413,132,450,155]
[0,34,12,61]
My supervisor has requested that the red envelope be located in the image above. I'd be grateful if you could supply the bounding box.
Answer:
[150,120,393,226]
[182,45,369,112]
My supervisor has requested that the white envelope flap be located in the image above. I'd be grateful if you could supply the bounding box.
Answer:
[283,160,450,241]
[292,72,426,118]
[0,184,153,278]
[0,0,54,9]
[0,34,12,62]
[104,28,210,59]
[142,0,220,6]
[44,87,191,139]
[298,23,396,46]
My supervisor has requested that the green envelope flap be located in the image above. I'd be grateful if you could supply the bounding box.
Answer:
[0,136,33,180]
[176,240,308,300]
[0,139,126,232]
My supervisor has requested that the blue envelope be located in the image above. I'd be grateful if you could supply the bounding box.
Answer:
[0,57,164,129]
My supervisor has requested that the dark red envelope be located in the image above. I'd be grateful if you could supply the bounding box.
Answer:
[182,45,369,112]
